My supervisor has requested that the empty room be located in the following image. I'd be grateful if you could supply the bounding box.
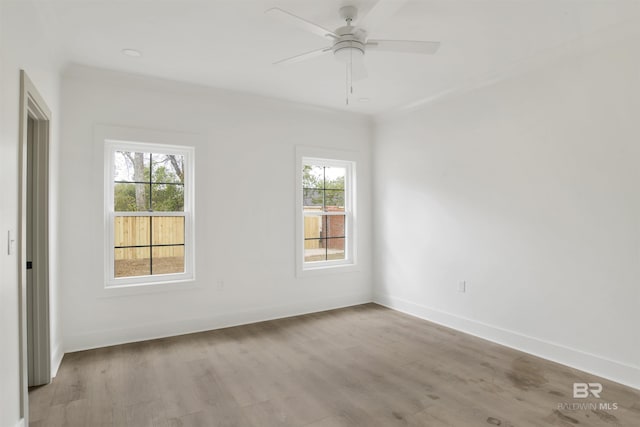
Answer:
[1,0,639,426]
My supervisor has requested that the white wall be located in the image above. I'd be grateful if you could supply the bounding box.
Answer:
[60,66,372,351]
[373,30,640,389]
[0,1,63,426]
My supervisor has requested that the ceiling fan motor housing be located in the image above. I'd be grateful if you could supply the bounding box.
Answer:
[332,26,366,62]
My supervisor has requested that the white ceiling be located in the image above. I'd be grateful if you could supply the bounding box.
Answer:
[28,0,640,114]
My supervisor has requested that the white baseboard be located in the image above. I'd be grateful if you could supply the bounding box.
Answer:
[51,342,64,378]
[16,419,25,427]
[374,292,640,391]
[65,292,372,353]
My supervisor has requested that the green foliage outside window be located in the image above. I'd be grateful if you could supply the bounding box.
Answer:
[303,165,345,208]
[114,152,184,212]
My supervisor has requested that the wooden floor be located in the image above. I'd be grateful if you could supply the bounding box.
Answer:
[29,304,639,426]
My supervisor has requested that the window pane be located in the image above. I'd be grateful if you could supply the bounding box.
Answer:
[326,238,345,260]
[302,165,324,189]
[114,216,150,247]
[151,184,184,211]
[152,246,185,275]
[152,153,184,184]
[324,167,345,189]
[304,215,322,240]
[325,215,345,238]
[115,247,150,277]
[324,190,344,211]
[115,183,150,212]
[303,189,323,211]
[152,217,185,245]
[304,245,326,262]
[114,151,149,182]
[300,159,351,267]
[304,213,323,262]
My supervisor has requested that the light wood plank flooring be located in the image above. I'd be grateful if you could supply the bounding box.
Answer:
[29,304,639,426]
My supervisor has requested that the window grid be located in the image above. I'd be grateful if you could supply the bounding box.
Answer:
[110,146,191,282]
[303,164,348,263]
[114,152,186,276]
[303,215,346,262]
[113,216,185,276]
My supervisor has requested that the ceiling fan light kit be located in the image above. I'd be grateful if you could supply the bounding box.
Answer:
[267,0,441,105]
[333,41,364,63]
[332,6,365,64]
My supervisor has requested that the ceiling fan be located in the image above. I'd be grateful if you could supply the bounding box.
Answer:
[266,0,441,104]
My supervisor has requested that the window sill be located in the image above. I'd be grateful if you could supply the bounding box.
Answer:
[101,277,198,298]
[297,262,359,278]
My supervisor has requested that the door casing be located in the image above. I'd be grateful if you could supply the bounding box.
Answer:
[18,70,51,423]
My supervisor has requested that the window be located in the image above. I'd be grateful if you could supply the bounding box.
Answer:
[297,151,356,273]
[105,140,194,287]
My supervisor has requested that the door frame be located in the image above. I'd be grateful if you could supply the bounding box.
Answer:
[18,70,51,421]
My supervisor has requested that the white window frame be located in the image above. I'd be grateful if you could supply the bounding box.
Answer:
[104,139,195,288]
[296,147,357,276]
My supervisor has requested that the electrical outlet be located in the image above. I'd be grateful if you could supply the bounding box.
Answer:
[458,281,466,293]
[216,279,225,289]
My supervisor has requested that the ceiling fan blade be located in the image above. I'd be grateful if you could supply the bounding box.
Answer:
[274,47,332,65]
[266,8,337,40]
[352,58,368,81]
[358,0,409,31]
[367,39,440,54]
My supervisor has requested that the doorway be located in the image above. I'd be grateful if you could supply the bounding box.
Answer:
[18,70,51,422]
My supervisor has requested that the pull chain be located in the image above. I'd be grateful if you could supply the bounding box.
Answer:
[345,43,354,105]
[350,45,354,94]
[345,62,349,105]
